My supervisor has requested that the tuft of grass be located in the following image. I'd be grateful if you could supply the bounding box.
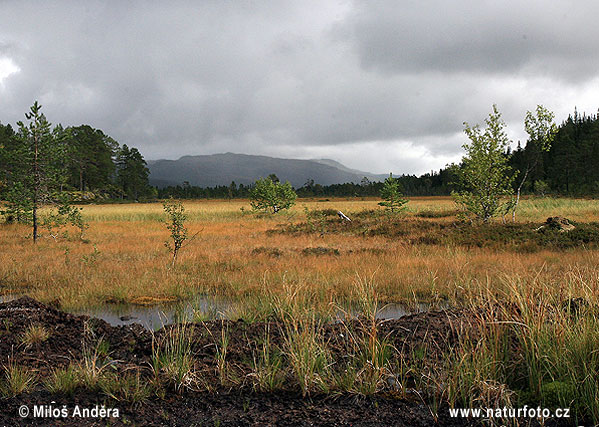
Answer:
[282,314,331,396]
[150,323,197,393]
[77,339,118,390]
[215,324,229,386]
[44,364,82,396]
[0,361,36,398]
[334,274,396,395]
[20,324,51,348]
[100,370,151,404]
[249,326,284,392]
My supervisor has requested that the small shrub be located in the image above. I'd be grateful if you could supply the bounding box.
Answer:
[249,177,297,214]
[301,247,340,256]
[251,246,283,258]
[163,198,191,266]
[378,173,408,213]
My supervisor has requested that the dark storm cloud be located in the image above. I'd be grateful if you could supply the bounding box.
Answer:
[346,0,599,79]
[1,0,599,174]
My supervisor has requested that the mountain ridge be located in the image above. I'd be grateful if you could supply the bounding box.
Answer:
[147,153,388,188]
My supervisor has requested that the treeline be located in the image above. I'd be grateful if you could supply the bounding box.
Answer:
[156,170,456,200]
[159,107,599,199]
[0,122,154,201]
[510,108,599,195]
[4,105,599,202]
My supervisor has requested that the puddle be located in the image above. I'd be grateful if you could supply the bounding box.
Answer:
[375,302,431,319]
[81,296,233,330]
[335,302,433,321]
[1,294,437,330]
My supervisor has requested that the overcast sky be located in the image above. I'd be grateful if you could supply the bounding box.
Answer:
[2,1,599,175]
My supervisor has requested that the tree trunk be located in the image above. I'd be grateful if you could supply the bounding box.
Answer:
[33,130,39,243]
[32,203,38,243]
[513,167,530,223]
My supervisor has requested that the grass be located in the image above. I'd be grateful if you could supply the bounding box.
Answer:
[151,322,197,393]
[3,196,599,422]
[20,324,51,348]
[100,371,152,404]
[0,361,36,398]
[2,196,599,313]
[44,364,82,396]
[282,314,331,396]
[249,327,284,392]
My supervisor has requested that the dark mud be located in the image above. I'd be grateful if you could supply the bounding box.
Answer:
[0,297,568,426]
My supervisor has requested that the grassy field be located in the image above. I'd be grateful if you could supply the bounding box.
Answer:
[1,196,599,313]
[2,196,599,424]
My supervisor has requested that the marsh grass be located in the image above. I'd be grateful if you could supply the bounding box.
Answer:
[332,274,397,395]
[44,364,82,396]
[4,197,599,312]
[215,323,229,386]
[100,370,152,404]
[150,323,197,393]
[249,326,285,392]
[20,324,50,348]
[282,315,331,396]
[0,360,37,398]
[78,339,118,390]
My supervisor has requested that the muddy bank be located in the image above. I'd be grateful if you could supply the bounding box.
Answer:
[0,297,567,426]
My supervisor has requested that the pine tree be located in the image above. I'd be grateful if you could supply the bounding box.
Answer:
[378,173,408,213]
[2,102,75,241]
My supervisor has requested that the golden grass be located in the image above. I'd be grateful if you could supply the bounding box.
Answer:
[1,196,599,311]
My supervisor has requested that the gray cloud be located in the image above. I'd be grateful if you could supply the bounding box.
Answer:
[1,0,598,175]
[347,0,599,79]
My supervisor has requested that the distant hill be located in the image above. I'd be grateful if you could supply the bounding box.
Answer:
[147,153,388,188]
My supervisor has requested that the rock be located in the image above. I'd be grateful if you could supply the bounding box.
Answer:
[536,216,575,232]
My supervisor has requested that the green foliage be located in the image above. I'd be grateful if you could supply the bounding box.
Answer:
[0,182,33,223]
[41,193,88,240]
[0,102,85,241]
[116,145,151,200]
[65,125,119,192]
[163,198,189,265]
[378,173,408,213]
[44,365,82,396]
[534,179,549,197]
[249,177,297,213]
[525,105,558,152]
[453,105,515,223]
[100,371,151,404]
[151,323,196,393]
[0,361,37,398]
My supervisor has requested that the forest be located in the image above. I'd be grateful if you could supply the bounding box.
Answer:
[157,108,599,199]
[2,107,599,203]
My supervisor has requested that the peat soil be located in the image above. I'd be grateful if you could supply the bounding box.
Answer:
[0,297,563,426]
